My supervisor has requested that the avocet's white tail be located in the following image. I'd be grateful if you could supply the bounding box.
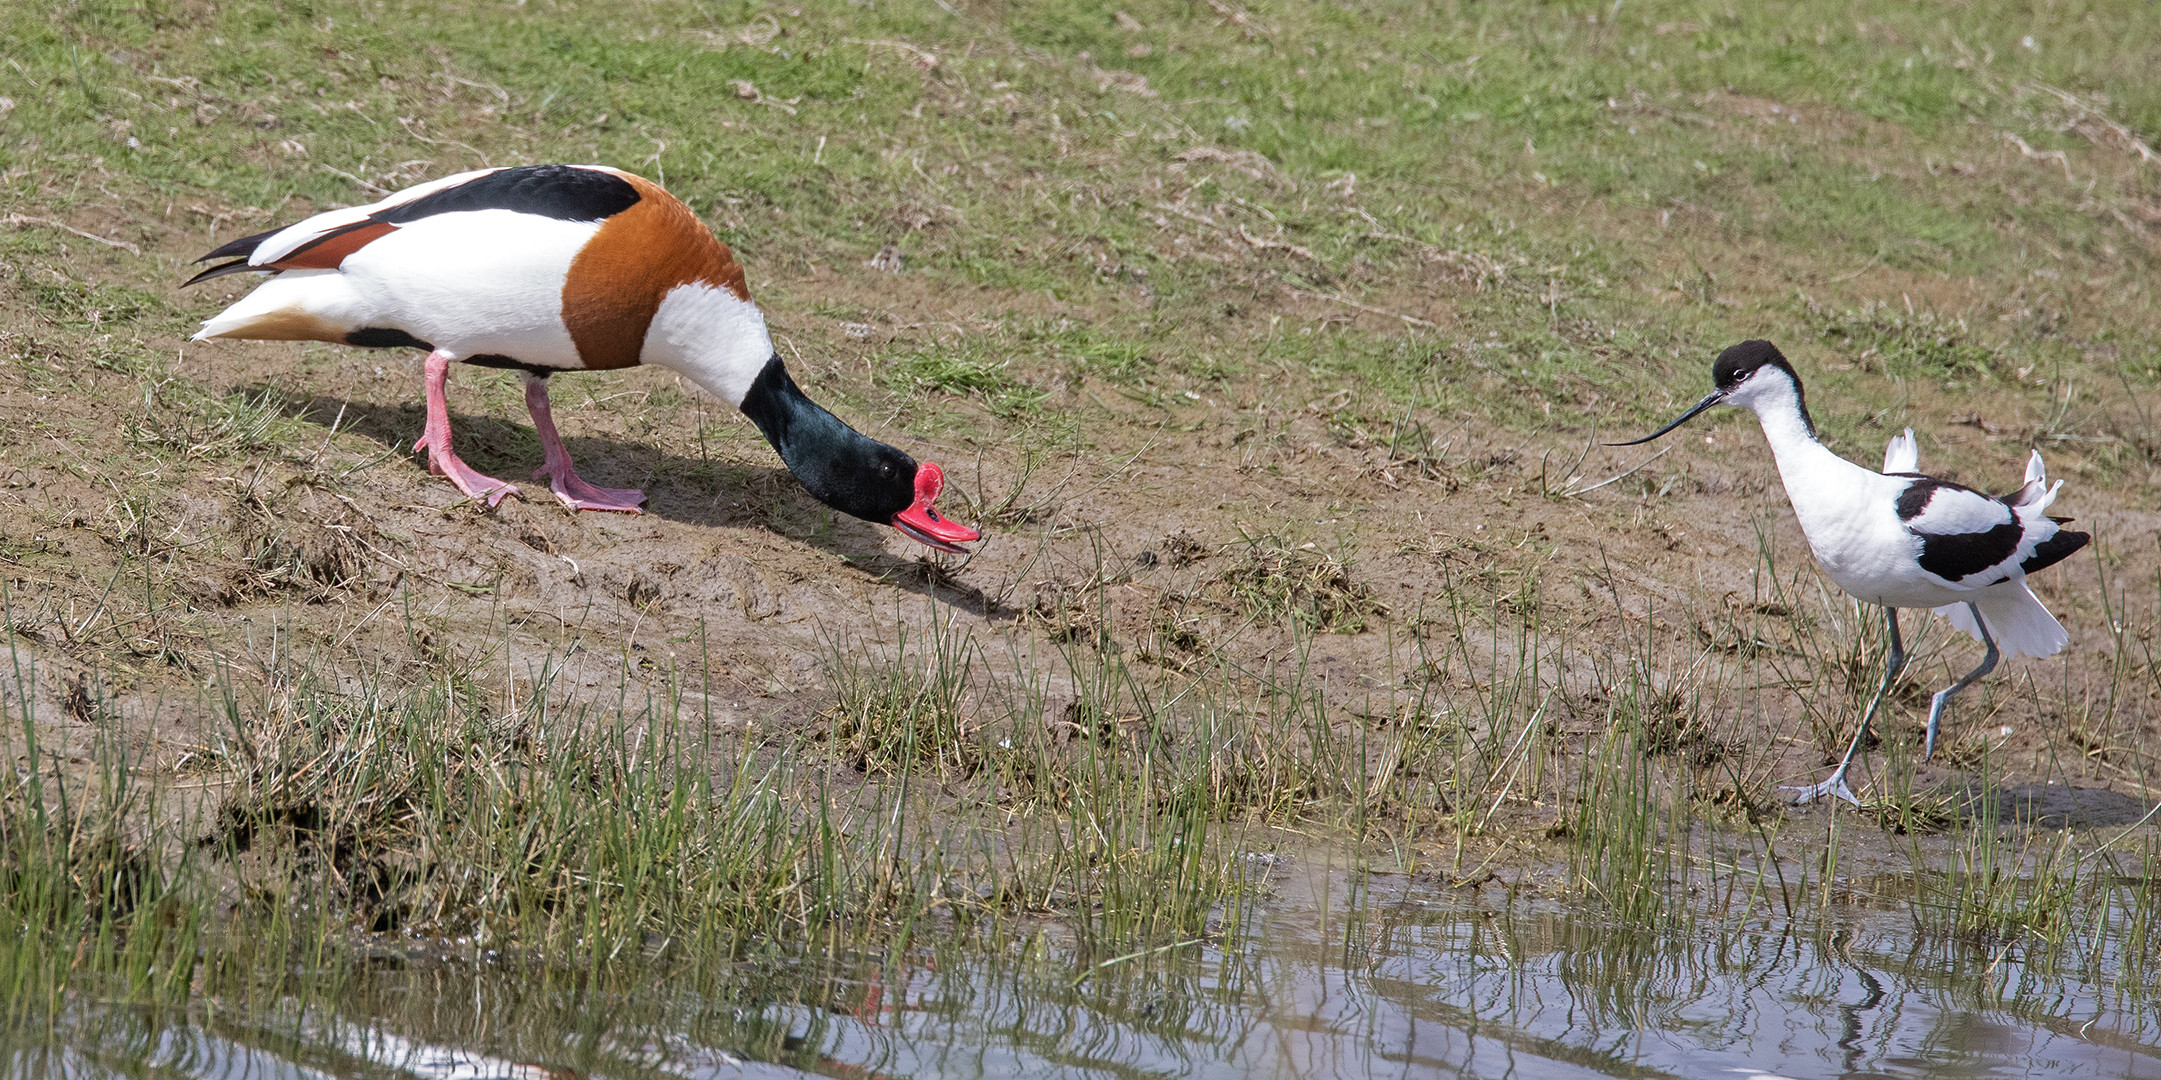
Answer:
[1935,579,2070,659]
[1882,428,1918,473]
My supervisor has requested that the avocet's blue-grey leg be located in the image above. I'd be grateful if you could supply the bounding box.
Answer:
[1789,606,1904,807]
[1923,601,1998,761]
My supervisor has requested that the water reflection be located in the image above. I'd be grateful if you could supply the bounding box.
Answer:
[12,862,2161,1079]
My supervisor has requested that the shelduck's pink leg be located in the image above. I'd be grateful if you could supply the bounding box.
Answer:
[412,349,517,508]
[522,373,646,514]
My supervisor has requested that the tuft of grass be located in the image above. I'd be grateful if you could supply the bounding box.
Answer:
[820,615,981,777]
[1868,786,1960,836]
[0,748,204,1026]
[125,386,301,464]
[879,348,1048,415]
[204,657,916,954]
[1564,717,1677,926]
[1205,534,1387,634]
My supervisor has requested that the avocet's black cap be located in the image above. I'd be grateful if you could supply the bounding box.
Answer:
[1712,340,1795,390]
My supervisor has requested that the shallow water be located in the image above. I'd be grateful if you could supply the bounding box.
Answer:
[14,860,2161,1080]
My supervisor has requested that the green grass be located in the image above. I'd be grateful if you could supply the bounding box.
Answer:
[879,346,1050,415]
[12,0,2161,420]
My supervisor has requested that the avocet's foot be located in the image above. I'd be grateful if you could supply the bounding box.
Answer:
[414,435,518,508]
[1784,771,1863,807]
[1923,690,1950,761]
[534,464,645,514]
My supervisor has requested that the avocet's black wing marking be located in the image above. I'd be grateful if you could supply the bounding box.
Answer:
[1894,478,2012,532]
[2021,527,2089,575]
[185,166,641,286]
[1895,478,2022,583]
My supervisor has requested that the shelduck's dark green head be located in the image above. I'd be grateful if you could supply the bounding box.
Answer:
[738,354,980,554]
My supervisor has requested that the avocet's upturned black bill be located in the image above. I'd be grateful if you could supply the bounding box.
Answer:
[1614,340,2089,807]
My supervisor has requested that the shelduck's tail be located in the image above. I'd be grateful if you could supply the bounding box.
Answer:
[1882,428,1919,474]
[1934,579,2070,660]
[191,269,360,344]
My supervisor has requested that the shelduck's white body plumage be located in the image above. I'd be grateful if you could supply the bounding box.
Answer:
[1616,340,2087,805]
[204,210,620,370]
[186,164,978,552]
[193,166,773,383]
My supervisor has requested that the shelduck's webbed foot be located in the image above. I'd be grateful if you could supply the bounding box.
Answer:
[414,349,517,509]
[534,463,645,514]
[519,374,644,514]
[412,435,519,508]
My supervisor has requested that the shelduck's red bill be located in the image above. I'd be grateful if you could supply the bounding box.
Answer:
[891,462,980,555]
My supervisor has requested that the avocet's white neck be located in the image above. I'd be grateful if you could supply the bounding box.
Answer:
[1732,371,1875,531]
[639,281,776,406]
[1736,373,1819,459]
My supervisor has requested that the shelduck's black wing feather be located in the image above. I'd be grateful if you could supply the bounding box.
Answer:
[182,259,266,287]
[375,165,640,225]
[193,226,285,266]
[273,166,643,269]
[190,166,645,284]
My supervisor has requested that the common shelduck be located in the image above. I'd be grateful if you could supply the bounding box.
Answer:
[1613,340,2088,805]
[185,164,979,554]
